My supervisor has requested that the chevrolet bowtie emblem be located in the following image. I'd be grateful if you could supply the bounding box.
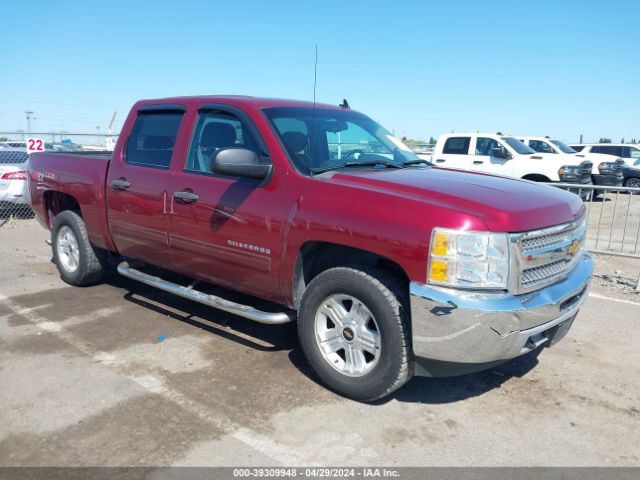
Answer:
[568,239,580,257]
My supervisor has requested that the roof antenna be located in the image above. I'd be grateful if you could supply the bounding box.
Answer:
[310,44,318,174]
[339,99,350,109]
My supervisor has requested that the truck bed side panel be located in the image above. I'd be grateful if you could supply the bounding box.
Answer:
[29,152,116,252]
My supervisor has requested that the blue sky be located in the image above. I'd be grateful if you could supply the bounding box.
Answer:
[1,0,638,142]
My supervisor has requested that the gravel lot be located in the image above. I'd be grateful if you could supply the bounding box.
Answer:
[1,220,639,467]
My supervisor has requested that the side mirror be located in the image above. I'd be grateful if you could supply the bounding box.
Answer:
[492,146,509,159]
[211,148,272,180]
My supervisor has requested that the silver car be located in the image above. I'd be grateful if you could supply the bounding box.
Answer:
[0,150,30,214]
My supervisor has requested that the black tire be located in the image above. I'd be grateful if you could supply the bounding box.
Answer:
[51,210,107,286]
[624,177,640,190]
[298,266,413,402]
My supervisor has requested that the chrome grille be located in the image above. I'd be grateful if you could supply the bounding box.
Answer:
[521,260,569,287]
[513,216,587,293]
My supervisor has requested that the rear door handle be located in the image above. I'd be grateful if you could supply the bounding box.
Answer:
[435,159,446,163]
[473,161,484,165]
[174,191,199,202]
[111,178,131,190]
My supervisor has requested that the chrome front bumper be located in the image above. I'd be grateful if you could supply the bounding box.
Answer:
[409,252,594,376]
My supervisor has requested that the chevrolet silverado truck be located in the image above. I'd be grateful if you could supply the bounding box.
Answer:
[29,96,594,401]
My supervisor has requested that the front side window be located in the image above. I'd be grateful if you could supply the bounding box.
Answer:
[185,111,263,174]
[629,147,640,159]
[528,140,556,154]
[442,137,471,155]
[501,137,536,154]
[263,107,418,174]
[125,111,183,168]
[475,137,501,156]
[569,145,585,152]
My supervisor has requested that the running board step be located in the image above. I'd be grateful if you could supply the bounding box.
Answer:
[117,261,294,324]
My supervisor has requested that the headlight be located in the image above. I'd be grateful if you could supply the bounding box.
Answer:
[598,162,617,173]
[558,165,582,178]
[427,228,510,289]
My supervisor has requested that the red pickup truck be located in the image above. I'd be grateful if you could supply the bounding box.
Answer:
[29,96,593,401]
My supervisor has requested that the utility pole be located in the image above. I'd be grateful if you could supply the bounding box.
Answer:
[579,134,583,144]
[25,111,35,136]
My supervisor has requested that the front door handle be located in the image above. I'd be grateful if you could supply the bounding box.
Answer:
[473,160,484,165]
[111,178,131,190]
[435,159,446,163]
[174,191,199,202]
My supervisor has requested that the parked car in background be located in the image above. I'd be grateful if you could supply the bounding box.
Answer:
[430,133,593,187]
[0,150,31,214]
[518,136,623,187]
[621,164,640,189]
[569,144,640,167]
[28,96,593,401]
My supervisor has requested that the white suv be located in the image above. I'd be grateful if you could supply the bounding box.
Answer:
[519,136,623,187]
[430,133,592,186]
[568,144,640,167]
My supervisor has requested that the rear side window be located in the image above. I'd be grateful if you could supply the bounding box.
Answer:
[442,137,470,155]
[185,110,263,174]
[592,145,623,157]
[0,151,29,164]
[125,111,183,168]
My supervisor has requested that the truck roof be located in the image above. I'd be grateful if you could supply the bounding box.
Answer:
[135,95,344,111]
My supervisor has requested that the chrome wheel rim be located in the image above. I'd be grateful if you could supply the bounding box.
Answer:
[56,226,80,273]
[314,294,381,377]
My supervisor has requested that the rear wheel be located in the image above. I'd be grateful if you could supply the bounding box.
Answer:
[52,210,106,286]
[298,266,413,402]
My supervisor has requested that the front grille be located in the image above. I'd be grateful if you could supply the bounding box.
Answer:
[514,216,587,293]
[581,162,593,178]
[521,259,570,288]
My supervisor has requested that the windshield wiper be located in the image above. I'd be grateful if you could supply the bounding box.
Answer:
[311,160,403,175]
[402,159,432,166]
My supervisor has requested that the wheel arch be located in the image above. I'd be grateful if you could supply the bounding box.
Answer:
[42,190,82,228]
[521,173,552,182]
[291,241,409,309]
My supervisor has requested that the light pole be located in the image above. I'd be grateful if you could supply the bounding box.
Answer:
[25,111,35,136]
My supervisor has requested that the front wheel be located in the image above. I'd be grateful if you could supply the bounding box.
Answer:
[298,266,413,402]
[52,210,107,286]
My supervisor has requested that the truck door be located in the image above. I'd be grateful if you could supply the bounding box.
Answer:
[106,105,185,265]
[166,106,285,301]
[469,137,515,176]
[432,136,472,170]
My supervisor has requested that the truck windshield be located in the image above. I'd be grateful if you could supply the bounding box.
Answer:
[263,107,419,175]
[550,140,577,154]
[501,137,536,155]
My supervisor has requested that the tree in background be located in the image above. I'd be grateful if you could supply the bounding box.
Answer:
[428,136,436,144]
[0,137,8,142]
[599,137,612,143]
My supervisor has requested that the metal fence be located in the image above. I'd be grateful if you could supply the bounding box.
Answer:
[549,183,640,259]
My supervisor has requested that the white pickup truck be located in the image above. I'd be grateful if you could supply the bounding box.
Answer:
[429,133,593,186]
[518,136,624,187]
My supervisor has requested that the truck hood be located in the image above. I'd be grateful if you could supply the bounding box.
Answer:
[330,167,584,232]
